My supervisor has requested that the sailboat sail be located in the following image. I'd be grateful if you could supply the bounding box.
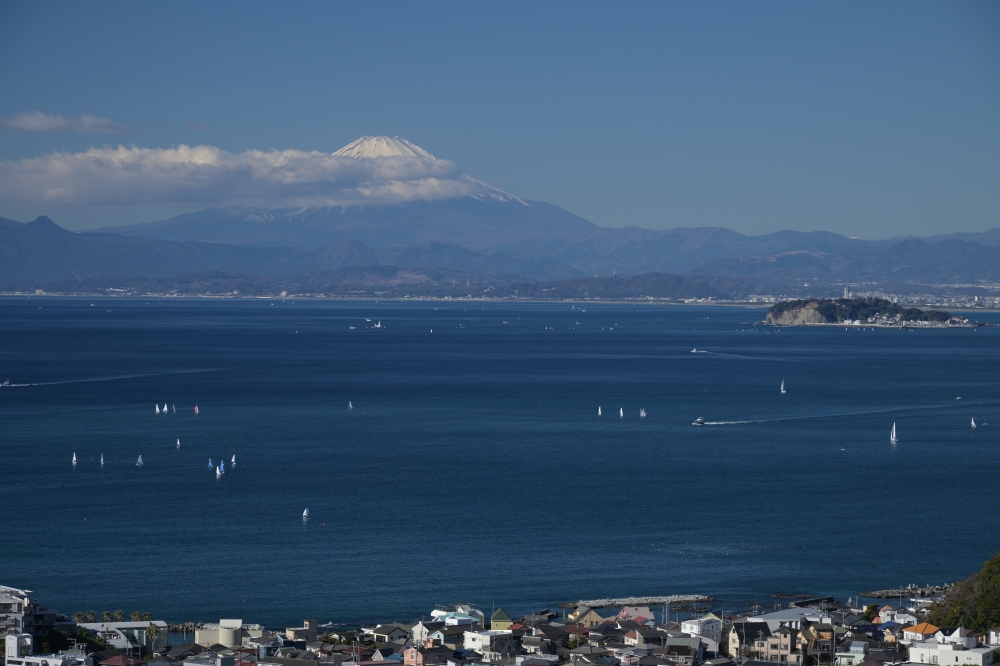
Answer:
[136,455,143,467]
[891,423,897,442]
[208,459,213,468]
[155,404,160,414]
[972,417,977,428]
[194,405,199,414]
[619,407,624,418]
[302,508,310,519]
[72,452,77,464]
[780,379,786,394]
[231,455,236,465]
[216,466,222,478]
[177,438,181,448]
[640,408,646,418]
[348,401,353,410]
[100,454,104,466]
[597,406,601,416]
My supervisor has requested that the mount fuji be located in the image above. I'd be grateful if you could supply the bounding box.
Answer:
[100,136,599,252]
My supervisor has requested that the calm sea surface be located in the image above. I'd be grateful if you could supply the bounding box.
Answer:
[1,298,998,625]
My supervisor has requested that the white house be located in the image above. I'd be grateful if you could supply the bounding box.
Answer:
[5,635,82,666]
[463,631,515,663]
[681,614,722,645]
[745,608,832,632]
[79,621,169,653]
[908,641,995,666]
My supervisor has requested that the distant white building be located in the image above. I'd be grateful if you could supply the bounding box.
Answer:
[78,621,169,653]
[194,619,266,648]
[908,640,994,666]
[681,614,722,645]
[5,634,83,666]
[463,630,516,663]
[0,586,76,638]
[745,608,831,632]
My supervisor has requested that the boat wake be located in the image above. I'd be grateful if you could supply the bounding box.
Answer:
[2,368,220,387]
[702,401,984,426]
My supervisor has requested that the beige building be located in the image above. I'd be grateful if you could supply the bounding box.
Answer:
[195,620,266,648]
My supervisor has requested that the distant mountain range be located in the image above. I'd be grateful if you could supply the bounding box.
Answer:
[4,136,999,294]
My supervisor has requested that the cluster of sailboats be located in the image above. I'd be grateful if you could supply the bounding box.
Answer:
[597,406,646,418]
[155,404,199,414]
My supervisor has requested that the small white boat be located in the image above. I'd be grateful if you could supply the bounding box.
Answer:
[348,401,353,410]
[2,379,8,386]
[172,404,176,413]
[231,454,236,466]
[597,406,602,416]
[155,404,160,414]
[163,403,168,413]
[691,348,697,353]
[891,422,898,443]
[215,465,222,478]
[640,408,646,418]
[619,407,623,418]
[780,379,786,394]
[366,318,371,322]
[692,417,705,426]
[136,455,143,467]
[302,508,310,519]
[374,321,382,328]
[194,405,199,414]
[349,326,356,330]
[72,452,77,465]
[100,453,104,466]
[971,417,977,429]
[176,438,181,449]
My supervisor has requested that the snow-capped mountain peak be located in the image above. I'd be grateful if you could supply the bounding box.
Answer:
[332,136,436,159]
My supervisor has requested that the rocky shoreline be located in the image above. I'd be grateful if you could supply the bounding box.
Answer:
[860,583,954,599]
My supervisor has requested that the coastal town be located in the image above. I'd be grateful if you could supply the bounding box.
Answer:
[4,585,999,666]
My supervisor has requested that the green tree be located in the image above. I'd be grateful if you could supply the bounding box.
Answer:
[862,604,879,622]
[86,611,97,623]
[130,612,141,622]
[141,612,152,621]
[102,611,113,622]
[74,612,85,623]
[928,547,1000,632]
[113,610,125,622]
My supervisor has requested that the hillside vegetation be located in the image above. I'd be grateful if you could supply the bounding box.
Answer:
[767,297,950,325]
[927,548,1000,633]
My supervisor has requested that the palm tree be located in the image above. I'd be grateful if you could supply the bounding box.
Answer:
[113,610,125,622]
[73,612,85,623]
[141,612,152,621]
[86,611,97,623]
[102,611,113,622]
[130,612,141,622]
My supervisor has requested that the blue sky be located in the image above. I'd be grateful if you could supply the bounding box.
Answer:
[1,1,997,237]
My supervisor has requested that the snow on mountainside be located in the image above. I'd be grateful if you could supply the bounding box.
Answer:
[332,136,437,159]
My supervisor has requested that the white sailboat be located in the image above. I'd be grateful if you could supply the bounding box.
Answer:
[155,404,160,414]
[597,406,602,416]
[302,508,310,519]
[780,379,786,394]
[176,438,181,449]
[348,401,353,410]
[215,465,222,479]
[100,453,104,466]
[619,407,624,418]
[194,405,199,415]
[890,422,898,443]
[375,321,382,328]
[971,417,977,429]
[136,455,143,467]
[72,452,77,465]
[208,459,213,468]
[219,461,225,474]
[231,454,236,466]
[640,408,646,418]
[163,403,168,413]
[172,404,176,413]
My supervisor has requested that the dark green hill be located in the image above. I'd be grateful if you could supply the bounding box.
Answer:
[766,297,950,325]
[927,548,1000,632]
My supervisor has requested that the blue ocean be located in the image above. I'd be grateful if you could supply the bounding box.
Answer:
[1,298,998,626]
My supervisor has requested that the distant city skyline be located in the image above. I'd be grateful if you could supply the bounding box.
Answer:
[1,1,998,238]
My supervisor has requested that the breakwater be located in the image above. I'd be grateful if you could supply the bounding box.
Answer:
[570,594,713,609]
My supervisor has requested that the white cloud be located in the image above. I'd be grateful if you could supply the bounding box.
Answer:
[0,111,136,134]
[0,143,488,207]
